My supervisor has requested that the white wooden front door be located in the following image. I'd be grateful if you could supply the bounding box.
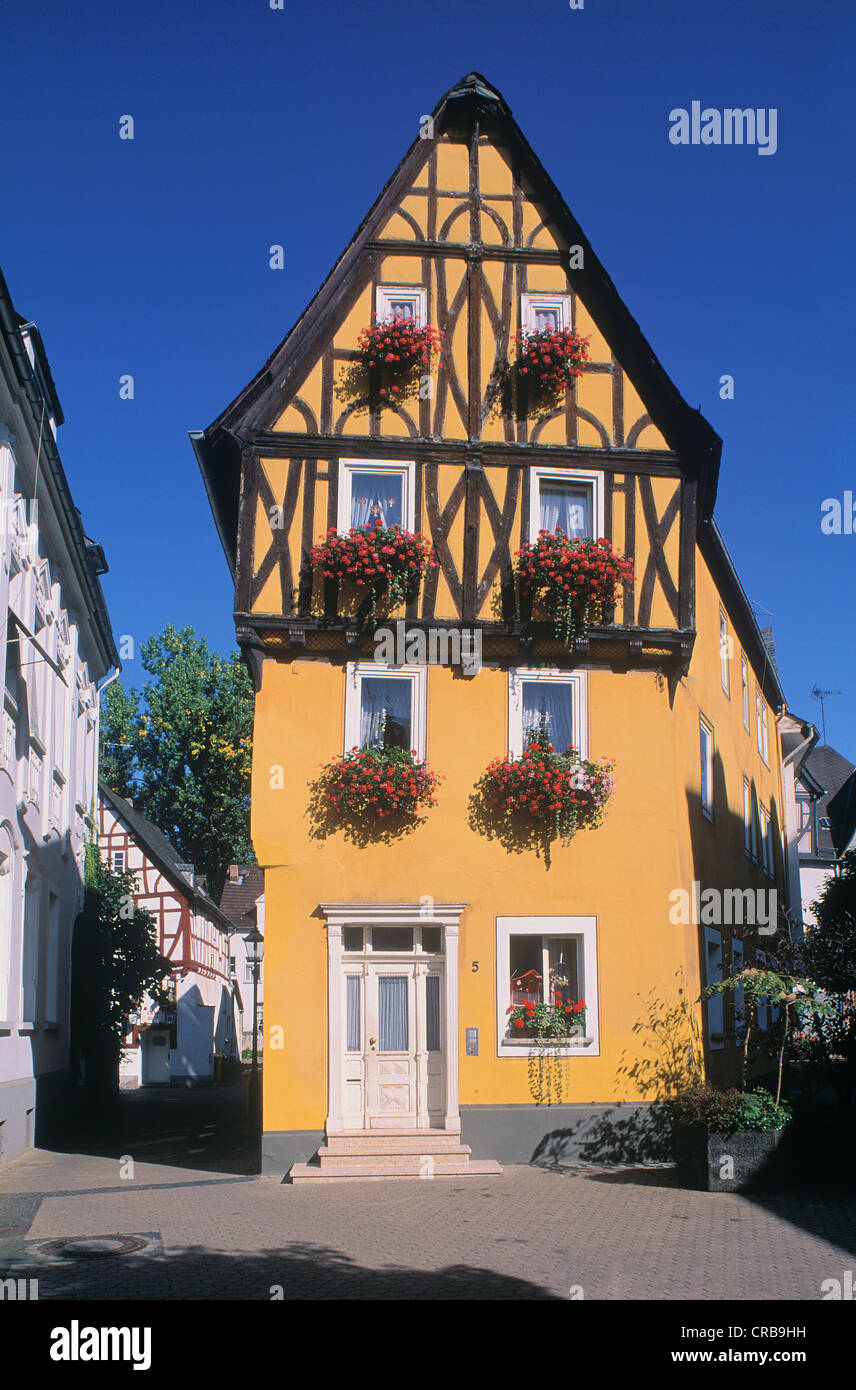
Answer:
[343,962,445,1129]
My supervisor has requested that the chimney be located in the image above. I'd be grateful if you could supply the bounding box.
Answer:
[228,864,240,883]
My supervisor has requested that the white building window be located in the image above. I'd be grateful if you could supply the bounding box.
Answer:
[375,285,428,327]
[743,777,752,857]
[508,668,587,758]
[344,662,427,761]
[719,610,730,695]
[496,916,598,1056]
[699,716,714,821]
[529,466,603,543]
[521,292,572,335]
[704,927,724,1051]
[337,458,415,533]
[741,655,750,731]
[111,850,125,873]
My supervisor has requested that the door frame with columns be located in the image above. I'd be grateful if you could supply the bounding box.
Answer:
[319,903,464,1135]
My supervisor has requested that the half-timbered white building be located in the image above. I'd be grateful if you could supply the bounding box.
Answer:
[1,265,118,1163]
[98,786,240,1085]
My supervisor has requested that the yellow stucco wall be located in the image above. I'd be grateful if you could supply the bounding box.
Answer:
[254,575,784,1133]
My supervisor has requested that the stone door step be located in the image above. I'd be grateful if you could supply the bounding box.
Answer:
[287,1157,503,1183]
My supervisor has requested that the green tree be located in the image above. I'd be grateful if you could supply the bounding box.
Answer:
[100,624,254,899]
[71,844,172,1108]
[796,851,856,1103]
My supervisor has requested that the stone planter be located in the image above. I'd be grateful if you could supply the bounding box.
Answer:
[674,1125,786,1192]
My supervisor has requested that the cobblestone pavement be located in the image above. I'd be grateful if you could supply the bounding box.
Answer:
[1,1148,855,1300]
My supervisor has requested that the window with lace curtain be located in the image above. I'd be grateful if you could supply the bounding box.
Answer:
[337,458,415,533]
[528,466,603,544]
[344,662,427,761]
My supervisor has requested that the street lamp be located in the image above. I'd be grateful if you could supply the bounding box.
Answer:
[243,922,264,1125]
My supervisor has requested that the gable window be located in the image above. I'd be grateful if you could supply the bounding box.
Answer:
[508,669,587,758]
[741,655,750,730]
[521,293,571,335]
[111,850,125,873]
[496,915,598,1055]
[337,458,415,533]
[345,662,427,761]
[719,610,730,696]
[529,466,603,543]
[376,285,427,326]
[699,716,714,821]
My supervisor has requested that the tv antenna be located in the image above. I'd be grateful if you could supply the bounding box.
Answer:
[811,685,841,746]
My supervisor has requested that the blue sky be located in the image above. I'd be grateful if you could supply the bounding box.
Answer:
[2,0,854,749]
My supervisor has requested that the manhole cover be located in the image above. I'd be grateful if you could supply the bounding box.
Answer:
[38,1235,149,1259]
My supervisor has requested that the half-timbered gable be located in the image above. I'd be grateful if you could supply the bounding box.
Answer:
[98,786,240,1084]
[194,74,721,674]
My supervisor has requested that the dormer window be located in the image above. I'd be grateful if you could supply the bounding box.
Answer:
[521,293,571,334]
[375,286,427,326]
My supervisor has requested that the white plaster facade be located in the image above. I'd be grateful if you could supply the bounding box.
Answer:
[0,274,117,1161]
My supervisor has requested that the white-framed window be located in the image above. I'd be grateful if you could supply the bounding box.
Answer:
[344,662,427,761]
[759,804,772,877]
[508,668,587,759]
[743,777,752,857]
[719,610,730,696]
[521,292,572,335]
[529,465,604,543]
[741,655,750,731]
[730,937,745,1045]
[699,716,714,821]
[704,927,724,1051]
[337,458,415,533]
[750,786,759,862]
[496,916,598,1056]
[375,285,428,327]
[111,849,125,874]
[755,687,769,765]
[245,961,255,984]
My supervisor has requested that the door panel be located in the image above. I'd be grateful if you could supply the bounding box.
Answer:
[366,968,417,1127]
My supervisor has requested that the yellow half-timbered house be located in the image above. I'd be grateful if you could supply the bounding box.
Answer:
[193,74,792,1178]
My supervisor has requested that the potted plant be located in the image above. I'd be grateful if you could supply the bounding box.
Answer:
[515,326,589,414]
[477,734,615,848]
[667,1083,793,1191]
[507,998,587,1039]
[356,314,443,404]
[515,532,634,646]
[310,524,436,622]
[311,743,441,835]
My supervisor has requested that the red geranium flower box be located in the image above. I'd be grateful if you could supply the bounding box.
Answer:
[515,532,634,646]
[311,524,436,621]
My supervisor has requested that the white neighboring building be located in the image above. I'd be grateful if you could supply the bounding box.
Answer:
[98,786,240,1085]
[0,266,118,1162]
[794,743,856,927]
[219,864,264,1054]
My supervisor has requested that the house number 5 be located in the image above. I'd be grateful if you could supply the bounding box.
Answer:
[472,960,479,972]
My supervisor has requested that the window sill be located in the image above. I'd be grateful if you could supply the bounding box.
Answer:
[500,1035,595,1051]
